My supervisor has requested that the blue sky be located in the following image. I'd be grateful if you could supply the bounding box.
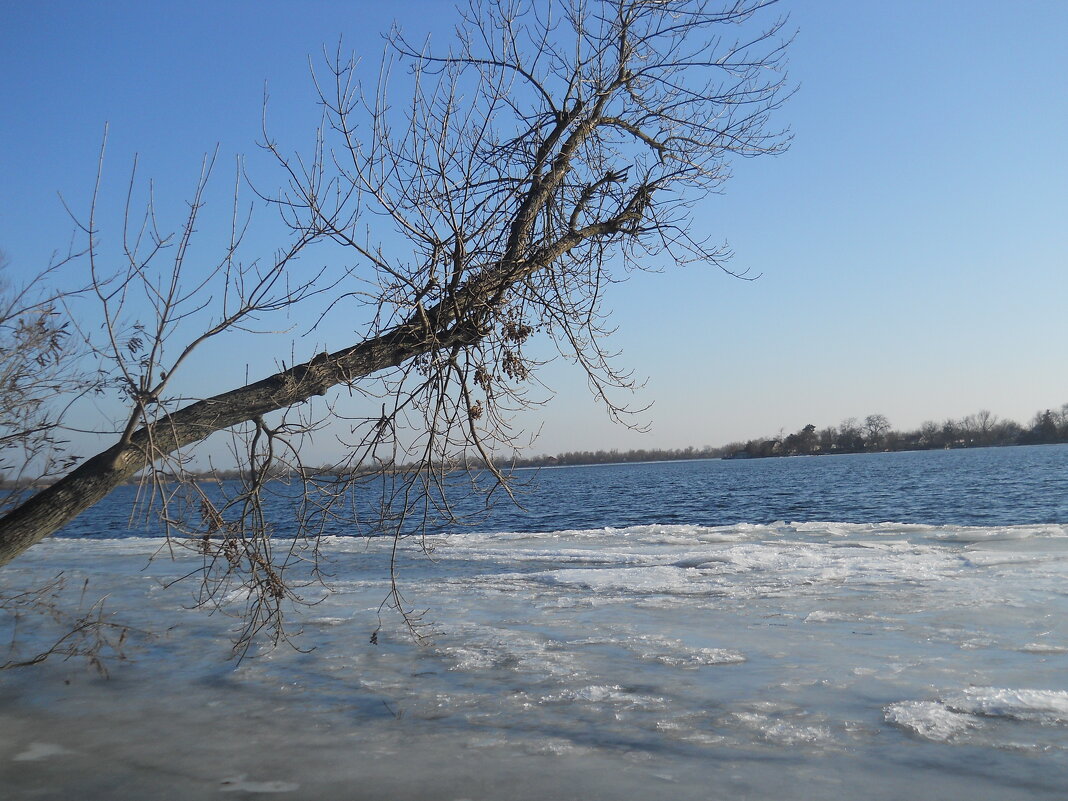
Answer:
[2,1,1067,459]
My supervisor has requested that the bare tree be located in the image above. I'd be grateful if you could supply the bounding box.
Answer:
[817,425,837,453]
[972,409,996,446]
[863,414,890,450]
[918,420,941,448]
[837,417,864,453]
[0,253,96,508]
[0,0,790,649]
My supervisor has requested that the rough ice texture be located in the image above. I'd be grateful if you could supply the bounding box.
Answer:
[885,701,981,741]
[943,688,1068,722]
[3,521,1068,799]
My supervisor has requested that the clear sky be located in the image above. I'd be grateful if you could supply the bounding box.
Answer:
[2,0,1067,460]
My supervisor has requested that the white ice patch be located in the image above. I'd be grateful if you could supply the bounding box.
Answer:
[219,775,300,793]
[788,521,937,539]
[886,688,1068,744]
[931,524,1068,542]
[521,737,592,756]
[502,539,966,605]
[450,523,759,547]
[672,541,960,584]
[433,625,576,677]
[1020,642,1068,654]
[530,565,704,594]
[12,742,74,761]
[943,688,1068,723]
[730,711,836,747]
[628,634,745,667]
[885,701,981,742]
[805,610,849,623]
[538,684,663,710]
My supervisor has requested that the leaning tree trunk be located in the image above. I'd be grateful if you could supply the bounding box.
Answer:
[0,224,611,566]
[0,309,472,567]
[0,0,726,568]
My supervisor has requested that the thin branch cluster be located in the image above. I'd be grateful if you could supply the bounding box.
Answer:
[0,0,790,656]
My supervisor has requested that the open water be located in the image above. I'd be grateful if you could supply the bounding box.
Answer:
[2,445,1068,799]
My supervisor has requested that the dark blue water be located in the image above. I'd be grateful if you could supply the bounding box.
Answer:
[502,444,1068,531]
[57,444,1068,539]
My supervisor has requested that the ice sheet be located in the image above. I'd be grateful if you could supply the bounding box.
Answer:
[3,521,1068,799]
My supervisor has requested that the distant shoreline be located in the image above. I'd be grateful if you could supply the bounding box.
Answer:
[506,441,1059,471]
[6,405,1066,487]
[506,405,1068,469]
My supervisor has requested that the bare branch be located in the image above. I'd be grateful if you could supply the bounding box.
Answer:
[0,0,791,652]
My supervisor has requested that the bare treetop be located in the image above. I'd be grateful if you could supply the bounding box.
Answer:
[0,0,791,652]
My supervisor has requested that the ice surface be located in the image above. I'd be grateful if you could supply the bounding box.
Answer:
[944,687,1068,722]
[12,742,74,762]
[3,520,1068,799]
[886,687,1068,752]
[219,776,301,793]
[885,701,981,741]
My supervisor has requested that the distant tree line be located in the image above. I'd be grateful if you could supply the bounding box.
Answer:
[14,404,1060,487]
[509,445,724,468]
[507,404,1068,467]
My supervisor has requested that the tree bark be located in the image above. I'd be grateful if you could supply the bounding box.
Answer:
[0,310,473,567]
[0,232,581,566]
[0,0,778,567]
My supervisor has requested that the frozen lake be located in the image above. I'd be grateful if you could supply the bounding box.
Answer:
[3,446,1068,799]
